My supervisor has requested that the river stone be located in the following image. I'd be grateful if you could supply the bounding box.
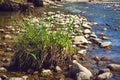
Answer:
[73,36,88,44]
[107,64,120,71]
[0,67,7,72]
[9,77,23,80]
[100,42,112,48]
[82,23,92,29]
[97,72,112,80]
[73,60,93,80]
[78,50,87,56]
[84,29,91,34]
[41,69,53,76]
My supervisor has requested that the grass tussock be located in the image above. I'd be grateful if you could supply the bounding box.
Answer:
[13,17,75,72]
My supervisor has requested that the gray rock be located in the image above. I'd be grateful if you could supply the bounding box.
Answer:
[97,72,112,80]
[107,64,120,71]
[73,60,93,80]
[84,29,91,34]
[9,77,23,80]
[100,42,112,48]
[0,67,7,72]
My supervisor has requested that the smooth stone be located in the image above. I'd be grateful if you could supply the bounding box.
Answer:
[100,42,112,48]
[41,69,53,76]
[0,67,7,72]
[73,60,93,80]
[74,36,88,44]
[9,77,23,80]
[97,72,112,80]
[84,29,91,34]
[107,64,120,71]
[82,23,92,29]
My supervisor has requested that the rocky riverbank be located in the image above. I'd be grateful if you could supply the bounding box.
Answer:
[0,7,120,80]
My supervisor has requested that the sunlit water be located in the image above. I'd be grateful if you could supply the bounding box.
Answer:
[62,2,120,61]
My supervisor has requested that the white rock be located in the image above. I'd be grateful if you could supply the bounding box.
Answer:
[41,69,53,76]
[97,72,112,80]
[73,60,93,80]
[74,36,88,44]
[107,64,120,71]
[84,29,91,34]
[100,42,112,48]
[82,23,92,29]
[0,67,7,72]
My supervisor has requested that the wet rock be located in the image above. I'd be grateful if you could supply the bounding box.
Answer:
[97,72,112,80]
[41,69,53,76]
[82,23,92,29]
[4,35,12,40]
[107,64,120,71]
[56,66,62,73]
[0,29,5,33]
[0,67,7,72]
[73,60,93,80]
[73,36,88,44]
[78,49,87,56]
[9,77,23,80]
[101,56,109,61]
[100,42,112,48]
[83,29,91,34]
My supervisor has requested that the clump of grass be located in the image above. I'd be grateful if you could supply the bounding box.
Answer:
[13,17,75,72]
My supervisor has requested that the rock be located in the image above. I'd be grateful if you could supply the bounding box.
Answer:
[78,50,87,56]
[56,66,62,73]
[99,68,110,74]
[22,76,28,80]
[100,42,112,48]
[73,60,93,80]
[103,28,107,31]
[97,72,112,80]
[1,75,8,80]
[0,67,7,72]
[90,38,102,45]
[47,12,55,15]
[0,78,2,80]
[0,29,5,33]
[73,36,88,44]
[101,56,109,61]
[4,35,12,40]
[41,69,53,76]
[5,48,14,52]
[90,33,97,38]
[99,33,106,37]
[101,36,110,40]
[82,23,92,29]
[9,77,23,80]
[84,29,91,34]
[92,56,100,61]
[107,64,120,71]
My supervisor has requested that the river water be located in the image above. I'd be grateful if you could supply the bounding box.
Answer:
[62,1,120,62]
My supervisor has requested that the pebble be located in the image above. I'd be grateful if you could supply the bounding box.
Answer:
[22,76,28,80]
[97,72,112,80]
[73,36,88,44]
[83,29,91,34]
[56,66,62,73]
[78,49,87,56]
[41,69,53,76]
[9,77,23,80]
[82,23,92,29]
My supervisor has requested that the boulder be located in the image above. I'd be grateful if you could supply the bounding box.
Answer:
[97,72,112,80]
[100,42,112,48]
[107,64,120,71]
[73,60,93,80]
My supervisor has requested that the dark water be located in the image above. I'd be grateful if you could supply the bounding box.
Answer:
[62,2,120,61]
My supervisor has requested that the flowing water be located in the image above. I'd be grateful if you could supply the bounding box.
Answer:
[62,1,120,62]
